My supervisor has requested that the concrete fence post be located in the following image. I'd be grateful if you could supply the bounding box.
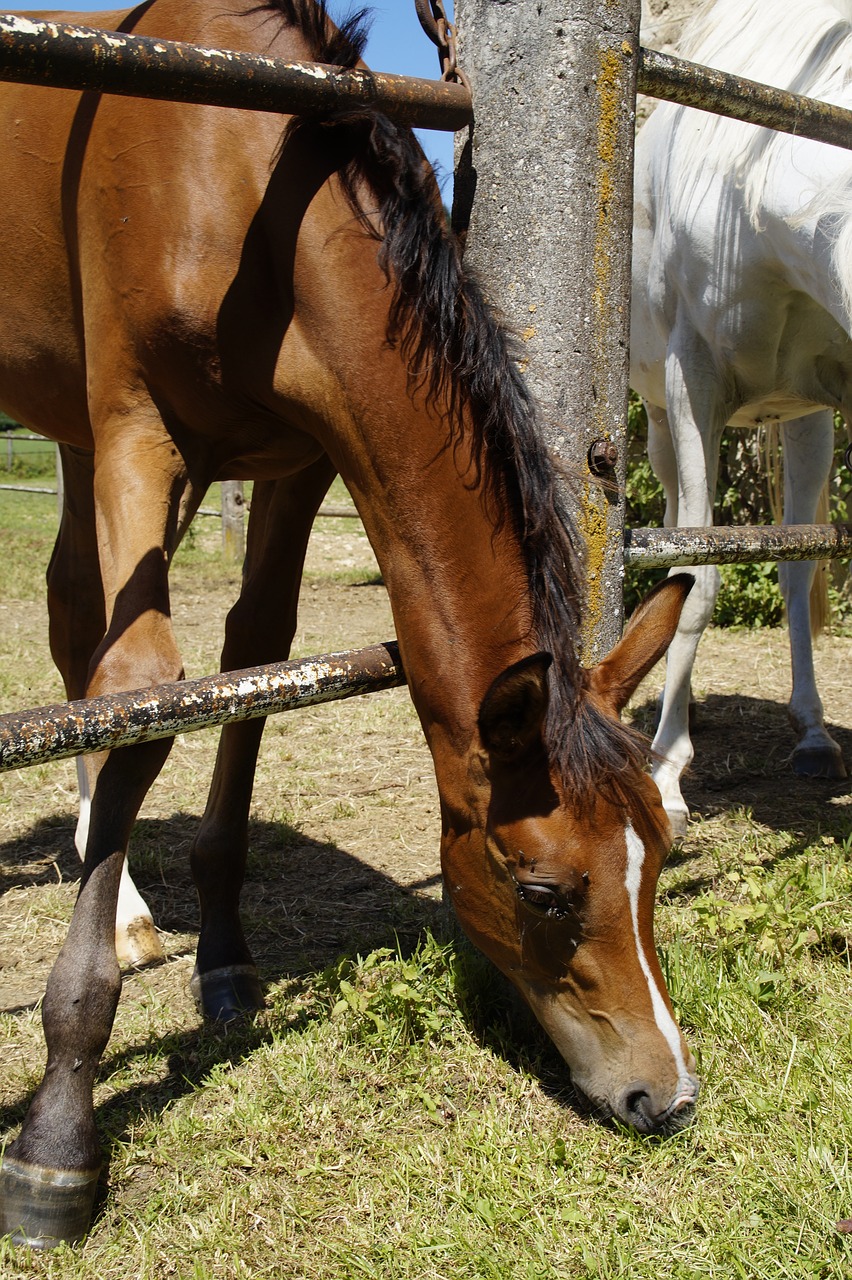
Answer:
[221,480,245,564]
[453,0,641,662]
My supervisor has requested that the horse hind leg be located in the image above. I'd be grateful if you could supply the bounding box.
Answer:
[779,413,846,779]
[49,445,163,968]
[189,457,336,1022]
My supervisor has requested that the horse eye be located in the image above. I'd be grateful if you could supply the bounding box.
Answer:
[515,882,571,920]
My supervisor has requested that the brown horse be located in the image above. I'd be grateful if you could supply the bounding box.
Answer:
[0,0,698,1247]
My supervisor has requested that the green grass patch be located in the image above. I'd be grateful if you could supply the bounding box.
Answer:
[2,879,852,1278]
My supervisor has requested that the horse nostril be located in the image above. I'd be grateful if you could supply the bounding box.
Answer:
[619,1078,699,1134]
[624,1088,651,1123]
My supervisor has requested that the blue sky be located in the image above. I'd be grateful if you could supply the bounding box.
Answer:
[71,1,456,189]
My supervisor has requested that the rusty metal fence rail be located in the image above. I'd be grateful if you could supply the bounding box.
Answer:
[0,644,404,774]
[0,8,850,767]
[4,16,852,156]
[0,14,470,128]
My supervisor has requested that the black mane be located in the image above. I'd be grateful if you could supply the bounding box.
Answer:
[262,0,651,809]
[249,0,370,66]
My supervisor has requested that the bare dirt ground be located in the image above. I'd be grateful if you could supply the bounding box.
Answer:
[2,517,852,1105]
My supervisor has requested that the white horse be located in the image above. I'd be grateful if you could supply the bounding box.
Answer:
[631,0,852,835]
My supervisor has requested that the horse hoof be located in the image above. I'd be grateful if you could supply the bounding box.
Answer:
[665,808,690,842]
[791,745,848,780]
[0,1155,99,1248]
[190,964,264,1022]
[115,916,165,970]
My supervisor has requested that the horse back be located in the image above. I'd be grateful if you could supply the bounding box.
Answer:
[0,0,331,456]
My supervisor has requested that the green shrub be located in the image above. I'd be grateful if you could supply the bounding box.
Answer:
[0,424,55,479]
[713,561,784,627]
[315,934,464,1057]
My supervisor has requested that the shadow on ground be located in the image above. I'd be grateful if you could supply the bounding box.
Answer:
[632,690,852,832]
[0,801,596,1192]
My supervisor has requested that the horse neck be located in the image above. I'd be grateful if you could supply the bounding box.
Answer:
[341,390,536,786]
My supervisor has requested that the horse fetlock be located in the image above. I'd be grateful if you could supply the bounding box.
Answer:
[0,1154,100,1249]
[650,763,690,838]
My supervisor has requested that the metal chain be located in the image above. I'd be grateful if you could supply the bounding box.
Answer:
[413,0,469,87]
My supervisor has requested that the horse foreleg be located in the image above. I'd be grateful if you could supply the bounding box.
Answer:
[0,738,173,1247]
[1,427,189,1246]
[651,564,720,836]
[779,413,846,779]
[646,400,679,528]
[73,757,162,966]
[189,458,336,1022]
[48,445,164,968]
[646,401,699,734]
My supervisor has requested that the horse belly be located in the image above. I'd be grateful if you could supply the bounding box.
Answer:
[727,393,831,427]
[0,78,90,442]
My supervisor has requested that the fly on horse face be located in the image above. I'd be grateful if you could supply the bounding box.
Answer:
[0,0,697,1246]
[631,0,852,836]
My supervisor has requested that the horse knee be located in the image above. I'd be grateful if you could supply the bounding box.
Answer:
[86,611,184,697]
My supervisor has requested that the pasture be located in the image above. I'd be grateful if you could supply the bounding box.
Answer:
[1,487,852,1277]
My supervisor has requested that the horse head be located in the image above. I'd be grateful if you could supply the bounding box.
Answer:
[443,574,699,1135]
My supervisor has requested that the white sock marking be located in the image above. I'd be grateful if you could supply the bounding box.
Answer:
[75,756,153,928]
[74,755,91,860]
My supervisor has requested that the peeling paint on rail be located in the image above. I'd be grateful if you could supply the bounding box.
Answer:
[625,523,852,567]
[0,14,471,131]
[0,642,406,774]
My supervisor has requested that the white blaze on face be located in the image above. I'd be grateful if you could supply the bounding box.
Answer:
[624,821,691,1084]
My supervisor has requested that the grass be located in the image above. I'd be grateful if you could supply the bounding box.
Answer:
[3,886,852,1278]
[1,463,852,1277]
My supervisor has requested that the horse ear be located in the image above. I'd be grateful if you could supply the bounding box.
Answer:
[478,653,553,762]
[588,573,694,717]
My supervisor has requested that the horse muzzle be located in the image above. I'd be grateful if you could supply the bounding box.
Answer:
[615,1074,700,1135]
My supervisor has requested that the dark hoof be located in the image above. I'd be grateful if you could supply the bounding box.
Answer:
[791,746,848,780]
[190,964,264,1022]
[0,1155,99,1248]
